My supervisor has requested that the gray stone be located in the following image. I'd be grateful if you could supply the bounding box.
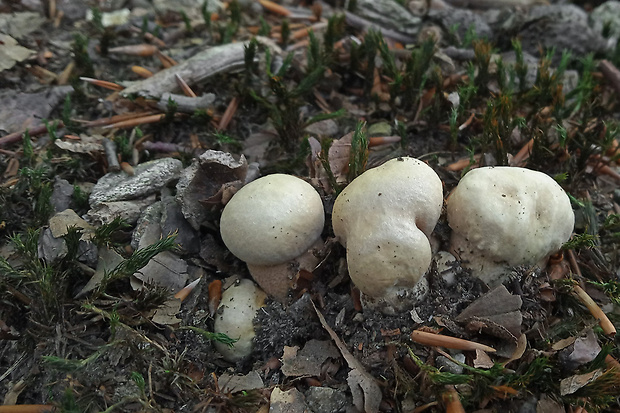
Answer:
[305,387,347,413]
[50,177,74,213]
[435,353,465,375]
[87,196,157,226]
[590,1,620,42]
[161,195,199,254]
[38,227,68,262]
[355,0,421,37]
[89,158,183,206]
[131,202,163,251]
[430,8,492,42]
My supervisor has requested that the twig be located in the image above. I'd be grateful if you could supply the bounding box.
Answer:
[258,0,292,16]
[121,42,248,98]
[572,285,616,336]
[108,44,158,56]
[410,330,496,353]
[174,277,202,301]
[0,122,65,148]
[132,65,154,78]
[175,74,197,97]
[156,93,215,113]
[511,138,534,166]
[218,96,239,130]
[442,386,465,413]
[566,248,583,277]
[599,60,620,96]
[81,112,157,128]
[102,138,120,172]
[80,77,125,91]
[344,11,416,44]
[368,136,401,147]
[156,50,178,68]
[0,406,56,413]
[102,114,166,129]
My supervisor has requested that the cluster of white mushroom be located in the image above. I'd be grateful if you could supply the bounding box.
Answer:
[214,157,575,360]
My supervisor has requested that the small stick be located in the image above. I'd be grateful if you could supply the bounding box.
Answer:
[0,406,56,413]
[605,354,620,373]
[156,50,178,68]
[291,21,328,40]
[458,112,476,131]
[0,122,65,148]
[344,11,416,44]
[103,114,166,129]
[174,277,202,301]
[599,60,620,96]
[442,386,465,413]
[412,401,438,413]
[218,96,239,130]
[566,249,583,278]
[410,330,496,353]
[102,138,120,172]
[511,138,534,166]
[132,66,154,78]
[81,112,157,128]
[572,285,616,336]
[445,154,480,172]
[80,77,125,91]
[108,44,158,56]
[594,163,620,182]
[258,0,292,16]
[368,136,401,147]
[208,280,223,316]
[57,61,75,85]
[175,74,197,97]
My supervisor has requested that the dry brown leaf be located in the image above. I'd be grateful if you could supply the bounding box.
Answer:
[281,339,340,377]
[560,369,603,396]
[311,301,381,413]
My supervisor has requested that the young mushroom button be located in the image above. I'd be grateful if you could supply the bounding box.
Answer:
[446,166,575,286]
[219,174,325,298]
[332,157,443,310]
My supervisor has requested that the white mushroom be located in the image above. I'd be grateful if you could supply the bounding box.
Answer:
[332,157,443,310]
[219,174,325,299]
[446,166,575,286]
[213,279,267,362]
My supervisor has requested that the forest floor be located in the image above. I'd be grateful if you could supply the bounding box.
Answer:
[2,0,620,412]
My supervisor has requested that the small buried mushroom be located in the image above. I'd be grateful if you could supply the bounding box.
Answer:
[219,174,325,300]
[332,157,444,312]
[213,279,267,362]
[446,166,574,286]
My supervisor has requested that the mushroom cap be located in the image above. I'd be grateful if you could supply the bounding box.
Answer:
[220,174,325,266]
[332,157,443,298]
[446,166,574,280]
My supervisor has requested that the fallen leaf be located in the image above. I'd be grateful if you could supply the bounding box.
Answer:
[560,369,603,396]
[473,348,495,369]
[76,247,125,297]
[0,33,34,72]
[55,135,105,154]
[151,298,182,325]
[219,371,264,393]
[281,339,340,377]
[312,300,381,413]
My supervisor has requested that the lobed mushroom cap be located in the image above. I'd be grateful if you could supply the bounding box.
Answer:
[446,166,574,283]
[220,174,325,266]
[332,157,443,298]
